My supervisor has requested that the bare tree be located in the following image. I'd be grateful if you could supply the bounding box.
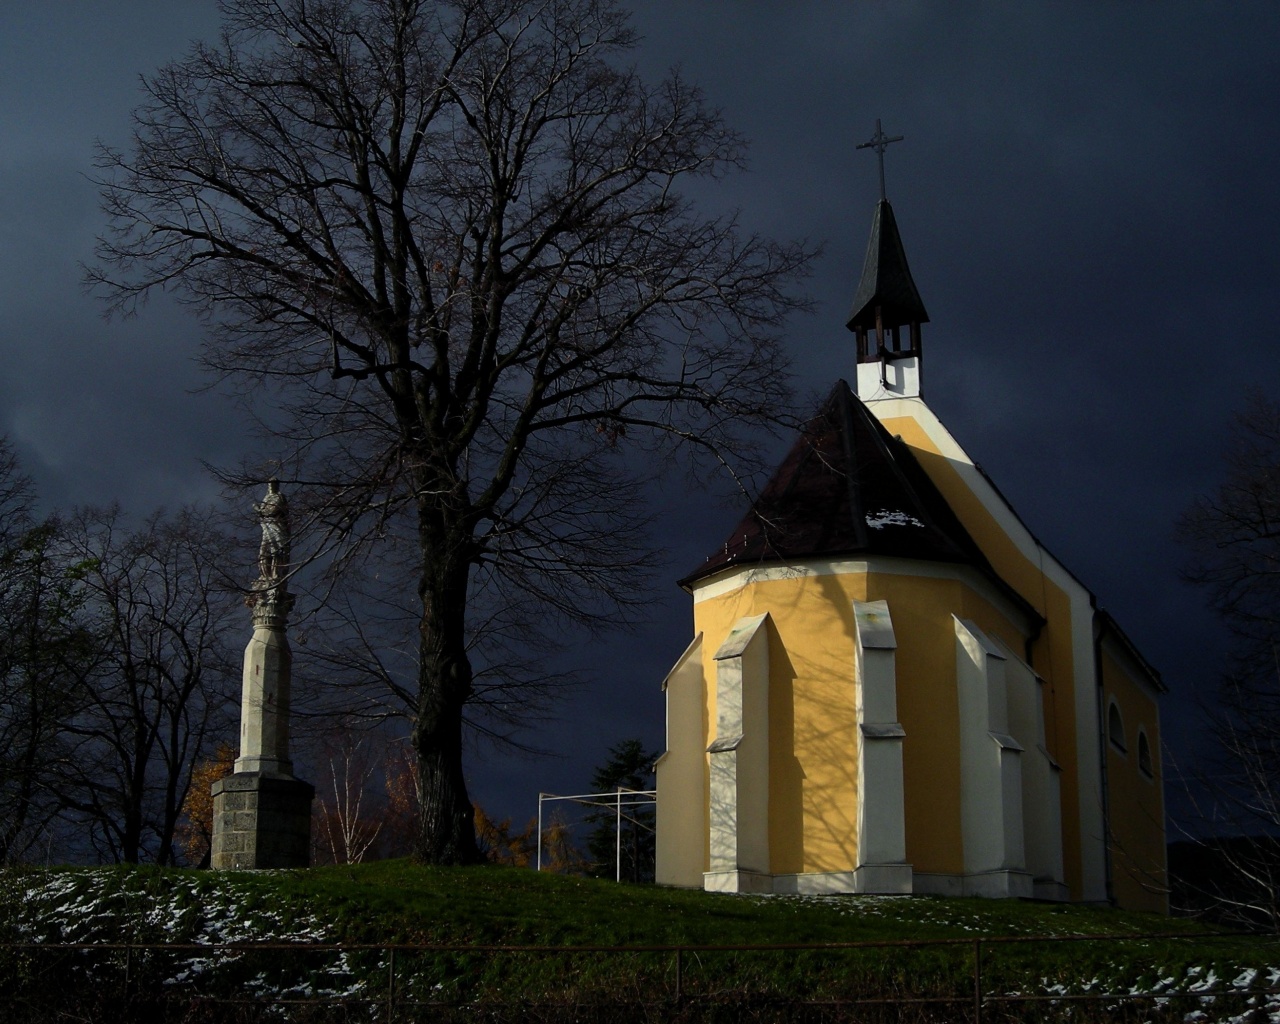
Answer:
[1178,390,1280,926]
[91,0,811,863]
[0,438,32,533]
[312,726,386,864]
[296,535,578,750]
[0,441,97,864]
[56,506,241,865]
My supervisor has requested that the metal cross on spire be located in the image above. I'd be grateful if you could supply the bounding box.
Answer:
[856,118,904,201]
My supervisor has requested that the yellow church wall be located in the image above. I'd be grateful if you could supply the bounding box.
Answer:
[654,634,709,888]
[1101,648,1168,915]
[693,571,866,877]
[878,413,1088,900]
[863,572,965,876]
[864,572,1035,877]
[692,563,1035,882]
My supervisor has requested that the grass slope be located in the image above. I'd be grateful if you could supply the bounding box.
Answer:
[2,862,1279,1021]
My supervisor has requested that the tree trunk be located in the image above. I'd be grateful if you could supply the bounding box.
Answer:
[411,510,481,865]
[412,695,479,864]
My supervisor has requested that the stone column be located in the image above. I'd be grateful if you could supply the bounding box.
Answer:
[235,587,297,776]
[211,481,313,869]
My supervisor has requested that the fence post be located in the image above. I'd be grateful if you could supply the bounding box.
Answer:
[674,947,683,1003]
[123,941,132,1003]
[387,946,396,1023]
[972,938,982,1024]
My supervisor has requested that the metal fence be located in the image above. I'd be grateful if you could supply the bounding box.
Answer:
[2,930,1277,1022]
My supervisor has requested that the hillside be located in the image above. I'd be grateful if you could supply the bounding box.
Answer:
[2,862,1278,1021]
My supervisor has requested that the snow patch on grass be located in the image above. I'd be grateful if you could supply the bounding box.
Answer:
[0,869,367,1002]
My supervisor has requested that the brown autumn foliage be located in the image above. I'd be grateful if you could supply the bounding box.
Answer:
[379,744,420,859]
[474,805,536,867]
[538,812,591,875]
[176,743,236,867]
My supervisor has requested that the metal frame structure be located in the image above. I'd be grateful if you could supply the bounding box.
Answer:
[535,787,657,881]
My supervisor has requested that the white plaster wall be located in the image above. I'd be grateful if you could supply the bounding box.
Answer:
[737,620,771,874]
[1000,642,1066,893]
[998,732,1026,870]
[655,634,707,887]
[707,751,739,872]
[859,736,907,866]
[955,617,1026,876]
[853,600,908,871]
[707,614,771,881]
[857,355,921,401]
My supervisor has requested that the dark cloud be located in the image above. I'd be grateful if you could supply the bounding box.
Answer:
[3,1,1276,826]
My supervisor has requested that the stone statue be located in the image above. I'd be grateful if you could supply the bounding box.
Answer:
[214,474,312,870]
[254,478,291,582]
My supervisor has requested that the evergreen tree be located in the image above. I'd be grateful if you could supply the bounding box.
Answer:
[585,739,658,882]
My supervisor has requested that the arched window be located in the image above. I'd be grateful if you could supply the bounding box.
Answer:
[1108,701,1126,753]
[1137,729,1153,779]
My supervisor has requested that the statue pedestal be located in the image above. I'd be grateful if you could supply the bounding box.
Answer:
[211,773,314,869]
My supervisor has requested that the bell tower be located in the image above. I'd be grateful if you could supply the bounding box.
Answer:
[848,120,930,401]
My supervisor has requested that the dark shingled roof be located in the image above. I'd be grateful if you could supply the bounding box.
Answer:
[681,382,1031,618]
[847,199,930,332]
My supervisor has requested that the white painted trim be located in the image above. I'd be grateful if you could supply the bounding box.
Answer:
[691,556,1037,637]
[660,633,703,693]
[910,872,967,897]
[854,600,897,650]
[714,613,769,660]
[851,863,914,894]
[861,398,1083,587]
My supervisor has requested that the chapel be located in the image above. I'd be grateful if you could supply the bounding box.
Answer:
[653,159,1167,913]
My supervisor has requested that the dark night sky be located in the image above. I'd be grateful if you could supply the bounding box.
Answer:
[3,2,1279,832]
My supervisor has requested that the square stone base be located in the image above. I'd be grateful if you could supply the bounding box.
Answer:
[211,772,314,869]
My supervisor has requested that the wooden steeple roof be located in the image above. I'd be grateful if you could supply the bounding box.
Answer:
[847,199,929,334]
